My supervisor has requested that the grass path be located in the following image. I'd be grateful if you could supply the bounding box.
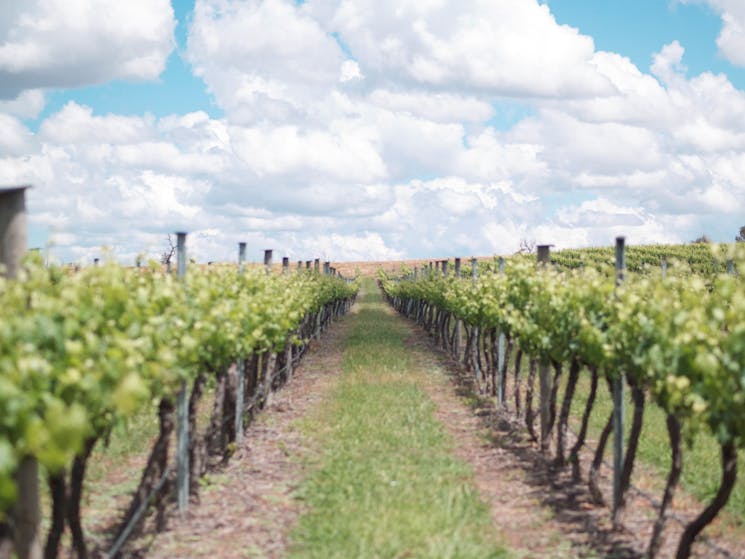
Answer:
[288,280,507,559]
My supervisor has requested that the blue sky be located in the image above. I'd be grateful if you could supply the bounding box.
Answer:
[2,0,745,263]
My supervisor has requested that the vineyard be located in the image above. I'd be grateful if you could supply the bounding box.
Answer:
[381,240,745,559]
[2,182,745,559]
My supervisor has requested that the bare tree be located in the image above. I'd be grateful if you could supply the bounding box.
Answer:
[517,238,536,254]
[692,234,712,244]
[160,234,176,265]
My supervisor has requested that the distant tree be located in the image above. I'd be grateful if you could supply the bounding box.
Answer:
[160,234,176,265]
[692,234,712,244]
[736,226,745,243]
[517,238,536,254]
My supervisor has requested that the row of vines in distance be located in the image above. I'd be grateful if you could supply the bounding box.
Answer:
[381,241,745,559]
[0,249,358,558]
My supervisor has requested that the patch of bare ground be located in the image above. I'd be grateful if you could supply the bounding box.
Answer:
[128,318,348,559]
[397,311,744,559]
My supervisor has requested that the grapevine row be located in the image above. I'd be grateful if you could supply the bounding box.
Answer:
[0,255,358,558]
[381,242,745,559]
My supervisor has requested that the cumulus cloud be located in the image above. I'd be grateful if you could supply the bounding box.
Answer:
[0,0,175,99]
[3,0,745,263]
[698,0,745,67]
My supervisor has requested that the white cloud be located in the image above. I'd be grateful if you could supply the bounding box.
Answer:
[0,89,45,118]
[4,0,745,263]
[697,0,745,67]
[0,0,175,99]
[308,0,614,98]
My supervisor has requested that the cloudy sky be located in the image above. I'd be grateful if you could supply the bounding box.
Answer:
[1,0,745,264]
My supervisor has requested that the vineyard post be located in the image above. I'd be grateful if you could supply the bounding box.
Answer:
[94,257,99,266]
[442,259,448,276]
[454,258,462,359]
[264,249,273,274]
[176,232,189,513]
[306,260,311,270]
[235,243,247,446]
[471,258,481,384]
[314,258,320,273]
[238,242,246,272]
[282,256,289,275]
[297,260,302,272]
[612,236,626,520]
[324,261,330,275]
[537,245,552,453]
[497,257,507,405]
[1,186,41,559]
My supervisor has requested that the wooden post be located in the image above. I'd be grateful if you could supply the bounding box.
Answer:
[314,258,320,273]
[324,261,330,275]
[537,245,552,453]
[238,242,246,273]
[305,260,311,270]
[282,256,289,275]
[264,249,273,273]
[176,232,189,513]
[1,187,41,559]
[93,257,99,267]
[613,237,626,520]
[0,186,28,280]
[442,259,448,276]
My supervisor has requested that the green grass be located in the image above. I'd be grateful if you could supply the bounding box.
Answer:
[289,280,507,559]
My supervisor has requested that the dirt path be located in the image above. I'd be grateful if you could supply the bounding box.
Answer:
[136,318,349,559]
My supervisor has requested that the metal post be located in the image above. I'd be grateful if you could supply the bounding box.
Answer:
[235,241,247,446]
[537,245,551,452]
[238,242,246,273]
[176,232,189,513]
[613,236,626,519]
[1,187,42,559]
[282,256,289,275]
[470,258,481,382]
[264,249,273,273]
[497,256,506,405]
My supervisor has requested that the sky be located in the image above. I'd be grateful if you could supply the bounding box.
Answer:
[1,0,745,264]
